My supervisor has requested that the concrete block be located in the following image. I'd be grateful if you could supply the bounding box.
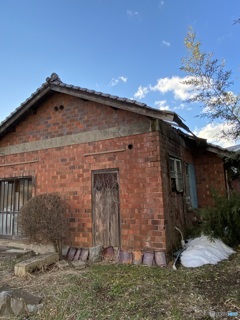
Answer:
[70,260,86,270]
[14,252,59,276]
[0,291,10,314]
[89,245,103,263]
[56,260,70,269]
[0,286,43,317]
[11,297,25,315]
[5,249,34,258]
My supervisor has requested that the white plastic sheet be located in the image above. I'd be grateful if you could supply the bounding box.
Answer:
[180,235,235,268]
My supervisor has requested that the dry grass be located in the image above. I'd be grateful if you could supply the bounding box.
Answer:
[0,249,239,320]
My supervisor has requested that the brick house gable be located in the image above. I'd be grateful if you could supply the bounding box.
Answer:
[0,74,236,253]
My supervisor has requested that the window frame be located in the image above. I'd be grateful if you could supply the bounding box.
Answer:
[0,176,33,237]
[169,157,183,193]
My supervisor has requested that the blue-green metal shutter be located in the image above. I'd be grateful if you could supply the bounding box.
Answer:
[189,164,198,209]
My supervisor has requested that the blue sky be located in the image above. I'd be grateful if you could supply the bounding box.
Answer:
[0,0,240,147]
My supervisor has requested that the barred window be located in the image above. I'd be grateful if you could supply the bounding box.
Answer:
[0,177,32,237]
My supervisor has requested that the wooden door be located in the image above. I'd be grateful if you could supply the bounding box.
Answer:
[92,170,120,247]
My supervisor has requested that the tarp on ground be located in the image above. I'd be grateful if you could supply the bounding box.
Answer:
[180,235,236,268]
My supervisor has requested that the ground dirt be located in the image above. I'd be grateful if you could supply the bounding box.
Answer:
[0,247,239,320]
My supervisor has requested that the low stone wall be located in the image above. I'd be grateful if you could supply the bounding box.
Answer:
[0,286,43,317]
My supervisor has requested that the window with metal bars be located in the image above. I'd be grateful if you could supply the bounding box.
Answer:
[0,177,32,237]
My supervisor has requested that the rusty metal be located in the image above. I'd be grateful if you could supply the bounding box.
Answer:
[154,250,167,266]
[118,250,133,264]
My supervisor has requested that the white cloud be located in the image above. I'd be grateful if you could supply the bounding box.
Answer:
[119,76,127,83]
[151,76,195,100]
[134,76,196,101]
[134,85,149,99]
[110,76,128,87]
[154,100,170,110]
[161,40,170,47]
[127,10,139,18]
[173,103,192,111]
[194,123,237,148]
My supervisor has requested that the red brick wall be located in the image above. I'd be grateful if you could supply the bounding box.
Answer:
[0,93,166,251]
[0,93,149,147]
[0,92,228,252]
[194,151,227,207]
[157,125,193,251]
[156,124,227,251]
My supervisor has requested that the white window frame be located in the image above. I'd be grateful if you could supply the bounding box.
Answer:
[169,157,183,193]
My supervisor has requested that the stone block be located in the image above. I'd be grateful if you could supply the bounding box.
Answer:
[56,260,70,269]
[0,286,43,317]
[0,291,10,314]
[14,252,59,276]
[89,245,103,263]
[70,260,86,270]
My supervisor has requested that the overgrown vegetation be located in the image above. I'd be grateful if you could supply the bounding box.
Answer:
[18,193,66,258]
[198,191,240,247]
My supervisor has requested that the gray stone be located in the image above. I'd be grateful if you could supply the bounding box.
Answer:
[89,245,103,263]
[0,291,9,307]
[11,289,43,305]
[70,260,86,270]
[56,260,70,269]
[5,249,33,258]
[0,291,10,314]
[15,252,59,276]
[27,303,43,313]
[0,287,43,317]
[11,297,25,315]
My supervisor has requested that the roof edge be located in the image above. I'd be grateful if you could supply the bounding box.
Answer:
[0,73,193,137]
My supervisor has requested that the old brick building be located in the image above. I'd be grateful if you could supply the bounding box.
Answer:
[0,74,234,252]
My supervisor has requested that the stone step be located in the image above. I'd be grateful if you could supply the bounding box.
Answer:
[14,252,59,276]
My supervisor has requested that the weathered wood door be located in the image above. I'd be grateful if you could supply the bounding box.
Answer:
[92,170,120,247]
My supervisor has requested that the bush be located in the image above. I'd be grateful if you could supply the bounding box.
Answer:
[200,191,240,247]
[18,193,66,258]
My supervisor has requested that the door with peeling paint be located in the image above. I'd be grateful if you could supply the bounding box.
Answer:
[92,170,120,247]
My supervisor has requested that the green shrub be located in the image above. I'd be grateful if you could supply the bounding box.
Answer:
[18,193,66,258]
[200,191,240,247]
